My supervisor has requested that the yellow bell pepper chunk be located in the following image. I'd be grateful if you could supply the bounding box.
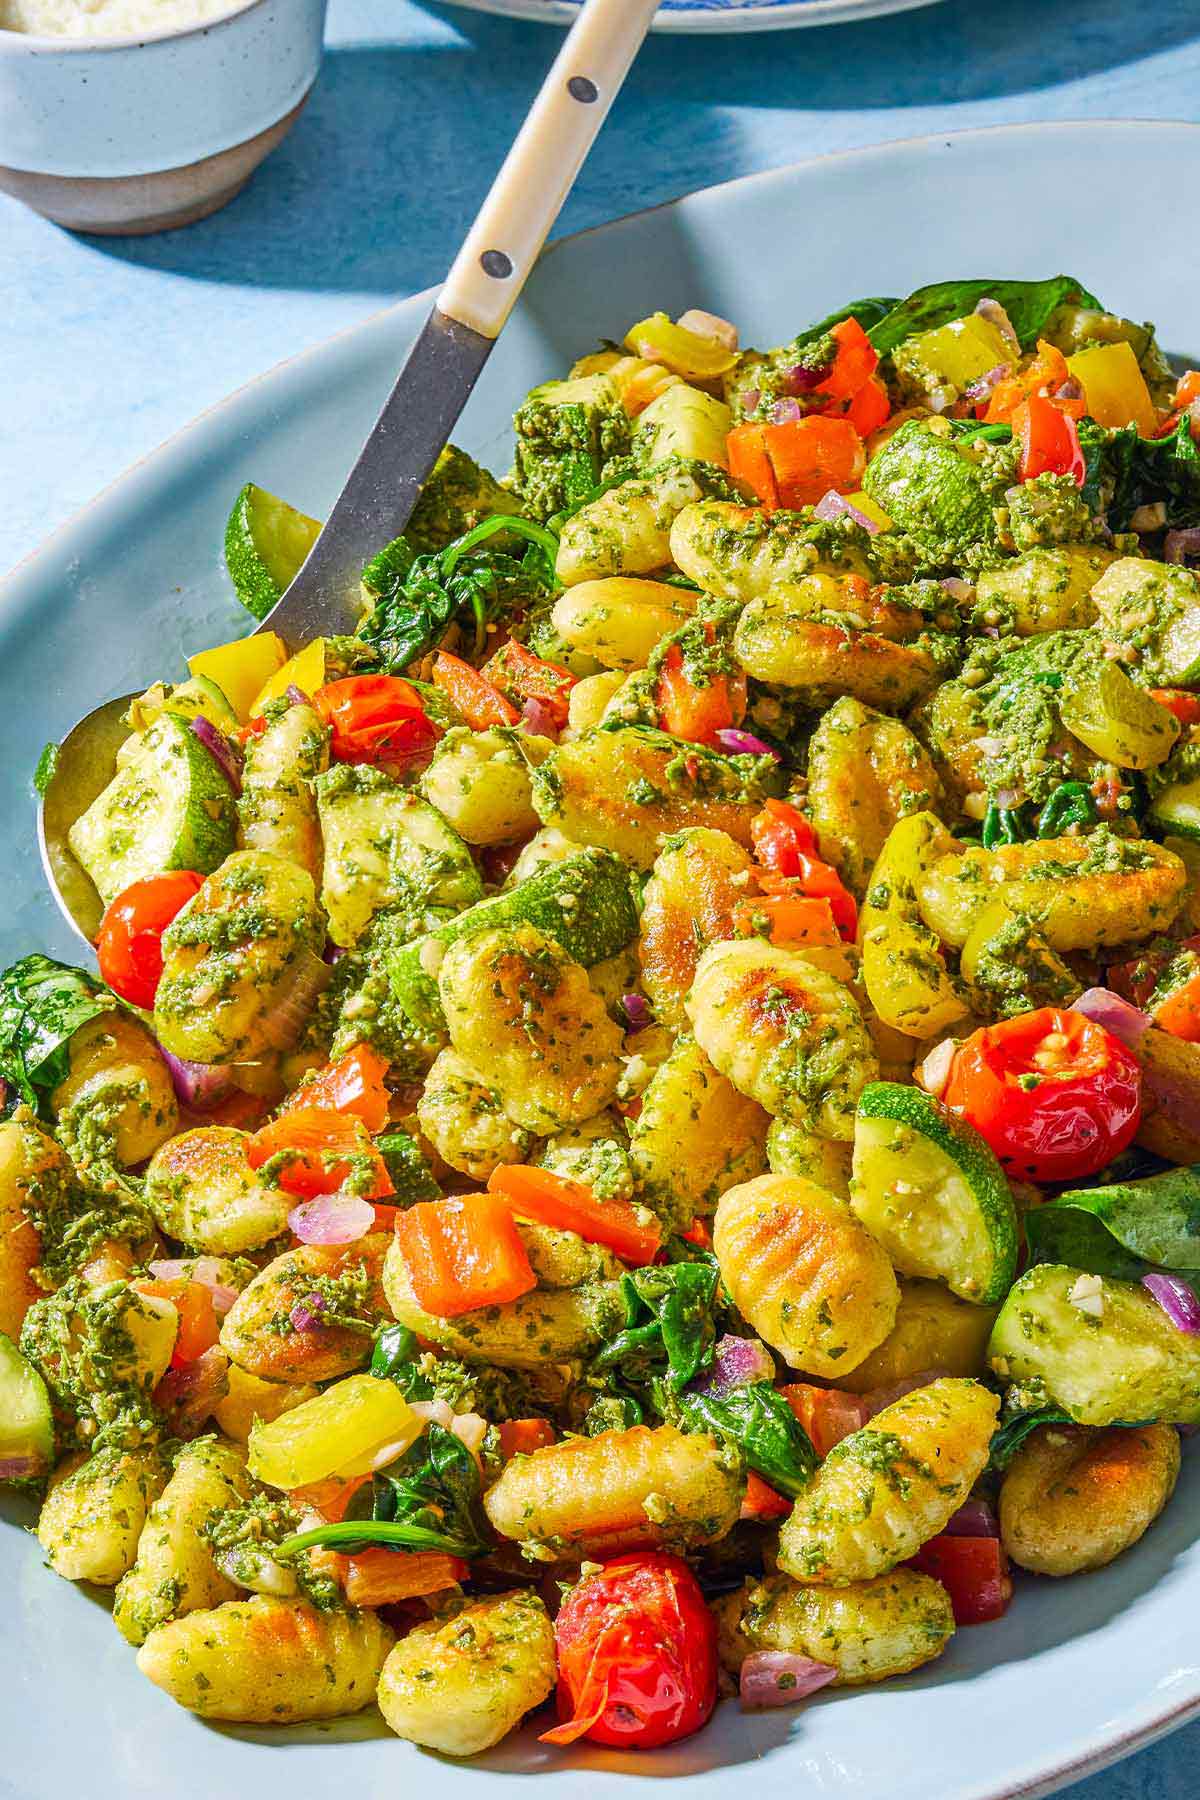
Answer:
[250,637,328,717]
[248,1373,421,1490]
[188,633,287,724]
[859,811,971,1039]
[842,491,893,532]
[905,314,1012,390]
[1067,341,1157,435]
[623,312,737,380]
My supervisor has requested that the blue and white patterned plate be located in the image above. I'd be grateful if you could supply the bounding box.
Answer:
[441,0,941,34]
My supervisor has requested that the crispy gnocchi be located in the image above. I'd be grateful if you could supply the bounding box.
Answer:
[12,276,1200,1761]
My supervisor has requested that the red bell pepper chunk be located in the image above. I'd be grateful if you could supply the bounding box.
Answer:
[909,1534,1013,1625]
[1014,394,1086,485]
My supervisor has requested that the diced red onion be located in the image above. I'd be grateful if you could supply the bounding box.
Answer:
[410,1397,455,1431]
[0,1454,42,1480]
[520,695,560,740]
[993,787,1022,810]
[1056,377,1084,402]
[155,1345,229,1437]
[964,363,1011,402]
[714,727,782,761]
[156,1046,235,1111]
[323,941,346,965]
[783,362,831,394]
[1143,1272,1200,1335]
[677,308,738,352]
[740,1651,837,1710]
[771,397,804,424]
[289,1292,327,1333]
[940,576,975,603]
[974,297,1020,355]
[450,1411,488,1458]
[861,1367,950,1417]
[190,715,243,795]
[148,1256,240,1317]
[1071,988,1151,1051]
[741,387,761,415]
[285,683,309,706]
[1165,527,1200,566]
[693,1334,776,1398]
[622,993,652,1033]
[944,1496,1000,1538]
[289,1191,376,1247]
[812,488,881,535]
[260,949,332,1053]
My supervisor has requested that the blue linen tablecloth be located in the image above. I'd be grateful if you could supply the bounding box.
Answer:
[2,0,1200,1789]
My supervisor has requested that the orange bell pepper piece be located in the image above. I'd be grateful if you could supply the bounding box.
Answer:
[779,1383,870,1458]
[278,1044,391,1135]
[432,651,519,729]
[740,1470,792,1522]
[392,1193,537,1316]
[487,1164,661,1267]
[727,421,780,509]
[760,415,866,509]
[246,1108,394,1200]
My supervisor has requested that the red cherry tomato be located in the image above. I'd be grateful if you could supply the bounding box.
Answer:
[313,675,441,768]
[95,871,205,1009]
[543,1553,717,1750]
[942,1006,1141,1182]
[750,798,817,875]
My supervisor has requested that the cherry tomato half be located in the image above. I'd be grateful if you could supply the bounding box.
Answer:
[95,870,205,1009]
[942,1006,1141,1183]
[543,1553,717,1750]
[313,675,440,768]
[909,1535,1012,1626]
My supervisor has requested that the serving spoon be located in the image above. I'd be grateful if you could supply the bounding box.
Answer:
[39,0,660,948]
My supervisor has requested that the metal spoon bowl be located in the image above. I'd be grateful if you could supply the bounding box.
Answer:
[37,0,658,950]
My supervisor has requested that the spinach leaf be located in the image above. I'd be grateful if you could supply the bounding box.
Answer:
[358,514,560,674]
[591,1261,719,1391]
[988,1403,1073,1472]
[1024,1164,1200,1278]
[0,955,113,1113]
[370,1322,434,1399]
[792,296,899,349]
[375,1132,440,1205]
[278,1422,489,1559]
[1078,414,1200,531]
[869,276,1101,357]
[668,1381,816,1497]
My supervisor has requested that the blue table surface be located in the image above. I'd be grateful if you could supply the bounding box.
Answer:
[3,0,1200,1790]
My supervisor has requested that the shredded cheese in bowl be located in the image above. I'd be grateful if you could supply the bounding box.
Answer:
[0,0,250,36]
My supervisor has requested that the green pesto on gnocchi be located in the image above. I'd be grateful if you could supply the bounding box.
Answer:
[8,277,1200,1756]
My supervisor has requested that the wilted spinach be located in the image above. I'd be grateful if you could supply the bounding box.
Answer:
[868,275,1100,357]
[358,514,560,674]
[0,955,114,1114]
[665,1381,816,1497]
[591,1261,719,1391]
[277,1422,489,1559]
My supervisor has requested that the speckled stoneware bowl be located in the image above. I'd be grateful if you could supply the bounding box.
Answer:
[0,0,327,234]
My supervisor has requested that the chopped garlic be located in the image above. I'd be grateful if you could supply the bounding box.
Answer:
[1069,1272,1105,1319]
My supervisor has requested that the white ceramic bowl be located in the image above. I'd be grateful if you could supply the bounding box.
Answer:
[0,0,328,233]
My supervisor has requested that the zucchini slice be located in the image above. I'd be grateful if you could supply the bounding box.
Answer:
[315,765,483,948]
[1149,773,1200,843]
[224,482,322,622]
[68,713,239,905]
[0,1330,54,1478]
[388,848,639,1037]
[989,1263,1200,1426]
[851,1081,1018,1305]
